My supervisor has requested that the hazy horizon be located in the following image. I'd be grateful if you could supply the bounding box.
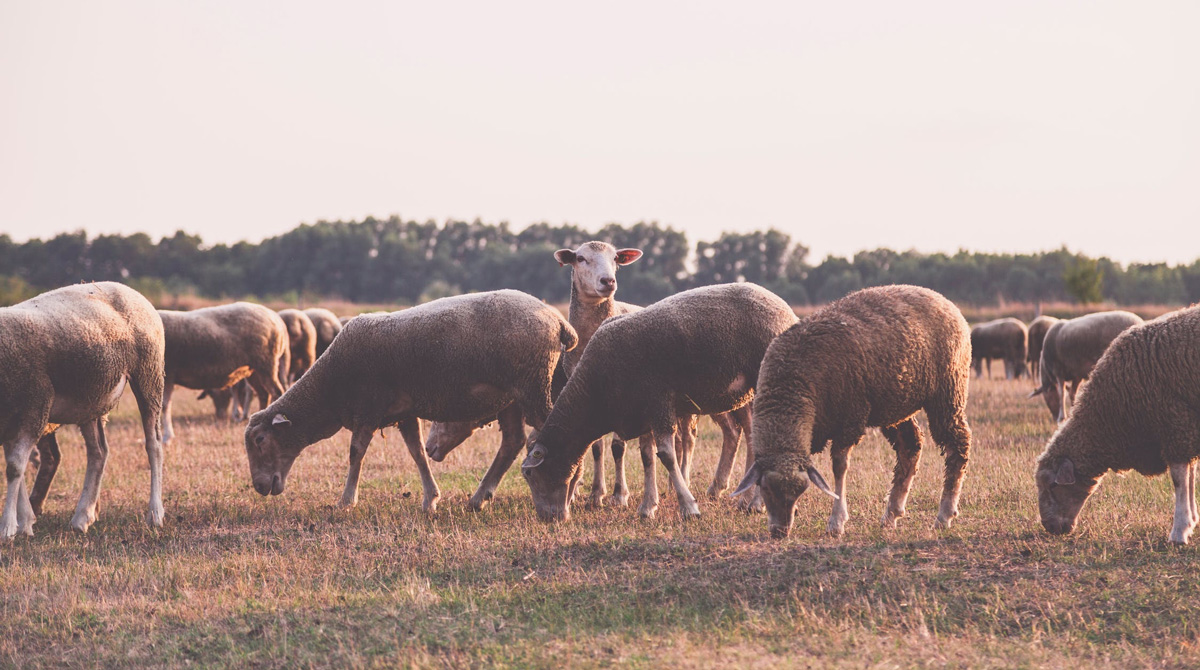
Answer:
[2,1,1197,264]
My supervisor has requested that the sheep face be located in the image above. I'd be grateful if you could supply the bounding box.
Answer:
[425,418,488,462]
[735,461,834,539]
[244,412,301,497]
[1031,381,1064,423]
[555,243,642,303]
[1035,457,1099,535]
[520,439,580,522]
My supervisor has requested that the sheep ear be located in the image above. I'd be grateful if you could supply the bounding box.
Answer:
[554,249,576,267]
[805,466,838,500]
[1029,385,1046,398]
[614,248,643,265]
[272,413,291,427]
[1055,459,1076,486]
[522,443,546,469]
[730,462,761,497]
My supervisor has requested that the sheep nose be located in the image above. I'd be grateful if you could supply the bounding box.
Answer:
[270,473,284,496]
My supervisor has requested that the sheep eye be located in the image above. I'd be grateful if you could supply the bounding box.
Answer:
[255,435,265,447]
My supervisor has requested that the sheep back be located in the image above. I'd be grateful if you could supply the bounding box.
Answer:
[159,302,286,390]
[1039,310,1144,387]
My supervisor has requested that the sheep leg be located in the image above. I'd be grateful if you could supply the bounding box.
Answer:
[468,405,526,511]
[3,433,39,539]
[28,433,60,517]
[610,436,630,507]
[881,419,923,528]
[637,435,659,519]
[398,418,440,513]
[161,382,176,444]
[675,415,697,486]
[654,427,700,520]
[707,412,743,498]
[130,371,166,528]
[826,441,855,537]
[1185,461,1195,530]
[71,419,110,533]
[247,376,272,416]
[588,438,607,508]
[1065,380,1080,419]
[338,425,377,508]
[928,405,971,529]
[1169,462,1195,544]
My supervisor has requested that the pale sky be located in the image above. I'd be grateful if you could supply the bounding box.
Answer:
[1,1,1197,264]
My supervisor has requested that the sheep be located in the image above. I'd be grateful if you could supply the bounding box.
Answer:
[520,282,798,522]
[970,317,1028,379]
[243,290,578,513]
[1034,305,1200,543]
[158,303,289,443]
[278,308,318,382]
[731,285,973,539]
[551,243,761,512]
[1030,310,1144,422]
[0,282,166,537]
[304,308,343,358]
[1026,315,1060,380]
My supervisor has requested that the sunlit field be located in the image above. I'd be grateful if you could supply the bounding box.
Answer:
[2,364,1197,669]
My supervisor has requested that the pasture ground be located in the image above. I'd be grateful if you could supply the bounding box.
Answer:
[2,368,1198,668]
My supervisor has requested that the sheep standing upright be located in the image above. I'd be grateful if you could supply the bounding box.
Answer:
[244,290,576,514]
[278,309,318,382]
[159,303,289,443]
[1026,315,1060,380]
[733,285,972,539]
[970,318,1028,379]
[1,282,166,537]
[303,308,343,358]
[1035,305,1200,543]
[1031,310,1144,422]
[520,283,798,522]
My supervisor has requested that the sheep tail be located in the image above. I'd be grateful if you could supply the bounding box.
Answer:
[559,318,579,352]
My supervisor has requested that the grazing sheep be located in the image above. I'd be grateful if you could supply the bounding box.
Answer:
[198,380,253,422]
[159,303,289,443]
[1026,315,1060,380]
[304,308,343,358]
[278,309,318,382]
[970,317,1028,379]
[1034,305,1200,543]
[732,285,972,539]
[1030,310,1144,422]
[244,290,577,513]
[1,282,166,537]
[520,283,798,522]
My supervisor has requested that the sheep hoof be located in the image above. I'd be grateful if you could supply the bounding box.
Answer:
[70,510,95,534]
[588,490,606,508]
[146,505,164,528]
[638,505,658,520]
[467,492,492,511]
[826,521,846,538]
[609,491,630,507]
[935,515,955,529]
[0,516,18,540]
[881,510,902,529]
[338,497,357,509]
[422,496,439,514]
[1170,529,1192,545]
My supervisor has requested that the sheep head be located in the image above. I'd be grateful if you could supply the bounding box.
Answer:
[244,411,302,497]
[733,459,836,539]
[554,242,643,304]
[1035,456,1100,535]
[520,435,581,522]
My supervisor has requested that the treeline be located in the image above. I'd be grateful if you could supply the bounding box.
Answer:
[2,216,1199,307]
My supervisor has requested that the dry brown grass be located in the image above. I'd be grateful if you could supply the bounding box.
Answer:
[2,363,1199,668]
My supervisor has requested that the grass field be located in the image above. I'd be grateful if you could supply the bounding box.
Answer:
[2,366,1198,669]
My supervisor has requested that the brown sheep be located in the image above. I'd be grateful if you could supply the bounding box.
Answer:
[970,317,1028,379]
[1,282,166,537]
[733,285,972,539]
[1034,305,1200,543]
[278,308,318,382]
[520,283,798,522]
[303,308,342,358]
[244,290,577,514]
[159,303,289,443]
[1030,310,1144,422]
[1026,315,1060,380]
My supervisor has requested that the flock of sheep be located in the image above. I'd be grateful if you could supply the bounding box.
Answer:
[2,241,1198,546]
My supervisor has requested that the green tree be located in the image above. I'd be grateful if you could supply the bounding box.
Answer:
[1063,256,1104,304]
